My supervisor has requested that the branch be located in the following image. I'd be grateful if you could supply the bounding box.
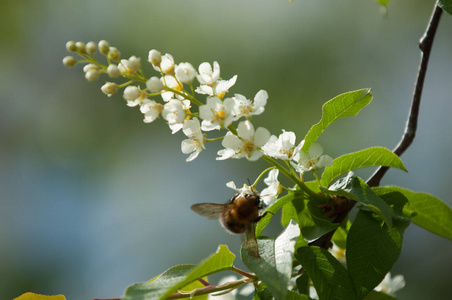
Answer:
[310,3,443,249]
[366,3,443,188]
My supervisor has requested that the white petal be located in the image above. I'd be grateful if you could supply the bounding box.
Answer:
[254,90,268,108]
[237,121,254,140]
[222,133,242,150]
[308,143,323,158]
[217,148,235,160]
[254,127,271,147]
[317,155,334,168]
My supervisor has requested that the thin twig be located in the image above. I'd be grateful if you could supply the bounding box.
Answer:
[367,3,443,188]
[310,3,443,249]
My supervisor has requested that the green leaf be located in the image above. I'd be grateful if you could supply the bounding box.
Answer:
[438,0,452,16]
[13,293,66,300]
[296,246,358,300]
[302,89,372,153]
[331,220,351,250]
[326,172,393,227]
[282,195,339,241]
[364,290,397,300]
[123,245,235,300]
[296,274,310,295]
[346,210,409,299]
[374,186,452,240]
[286,290,312,300]
[242,220,300,300]
[320,147,407,187]
[256,192,295,237]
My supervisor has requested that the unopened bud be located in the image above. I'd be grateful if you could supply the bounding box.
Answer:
[86,41,97,55]
[66,41,77,52]
[108,47,121,61]
[63,56,77,67]
[123,86,141,101]
[101,82,119,97]
[83,63,99,73]
[148,49,161,66]
[146,76,164,93]
[107,64,120,78]
[85,70,100,82]
[98,40,110,55]
[75,41,86,53]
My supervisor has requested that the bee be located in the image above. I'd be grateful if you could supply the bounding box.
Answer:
[191,190,268,257]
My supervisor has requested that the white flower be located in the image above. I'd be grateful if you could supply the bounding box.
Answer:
[260,169,281,206]
[374,273,405,296]
[231,90,267,119]
[199,97,236,131]
[146,76,164,93]
[153,53,175,74]
[226,181,254,196]
[217,120,270,161]
[195,76,237,99]
[140,99,163,123]
[162,99,190,134]
[118,56,141,75]
[181,118,205,162]
[175,62,197,84]
[195,61,237,99]
[160,75,183,102]
[292,141,333,173]
[197,61,221,85]
[262,130,297,160]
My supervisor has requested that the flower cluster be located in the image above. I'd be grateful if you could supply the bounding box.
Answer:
[63,40,275,163]
[63,40,333,184]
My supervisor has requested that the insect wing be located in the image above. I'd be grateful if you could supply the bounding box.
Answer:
[241,223,260,257]
[191,203,227,220]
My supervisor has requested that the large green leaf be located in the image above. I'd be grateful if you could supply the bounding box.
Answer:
[346,210,409,299]
[326,172,393,227]
[438,0,452,16]
[282,195,339,241]
[296,246,357,300]
[242,220,300,300]
[122,245,235,300]
[374,186,452,240]
[320,147,407,187]
[302,89,372,153]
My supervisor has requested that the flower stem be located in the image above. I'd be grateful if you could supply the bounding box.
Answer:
[262,155,322,201]
[251,167,276,188]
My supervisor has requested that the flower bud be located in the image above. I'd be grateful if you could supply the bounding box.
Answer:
[101,82,119,97]
[75,41,86,53]
[85,70,100,82]
[148,49,161,66]
[128,56,141,71]
[123,86,141,101]
[108,47,121,61]
[63,56,77,67]
[146,76,164,93]
[66,41,77,52]
[107,64,120,78]
[160,54,175,74]
[98,40,110,55]
[83,63,99,73]
[86,41,97,54]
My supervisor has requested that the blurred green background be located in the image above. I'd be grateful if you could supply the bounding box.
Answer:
[1,0,451,299]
